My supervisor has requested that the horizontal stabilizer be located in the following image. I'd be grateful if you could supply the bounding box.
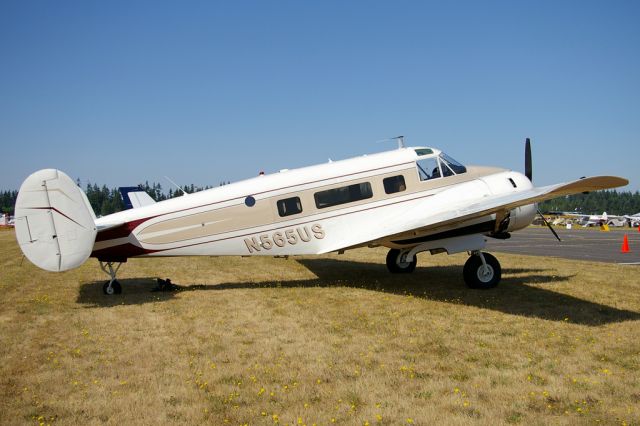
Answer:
[14,169,97,272]
[119,187,156,209]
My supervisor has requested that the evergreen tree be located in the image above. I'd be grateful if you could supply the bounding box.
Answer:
[1,190,18,214]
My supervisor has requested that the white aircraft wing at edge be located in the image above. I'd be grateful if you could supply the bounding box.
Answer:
[319,176,627,253]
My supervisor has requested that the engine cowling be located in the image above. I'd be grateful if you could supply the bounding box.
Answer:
[507,204,537,232]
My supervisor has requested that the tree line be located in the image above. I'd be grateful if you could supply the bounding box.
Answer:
[2,186,639,217]
[0,181,216,217]
[538,190,640,215]
[84,181,216,216]
[1,190,18,215]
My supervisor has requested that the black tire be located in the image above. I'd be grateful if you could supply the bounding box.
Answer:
[386,249,417,274]
[463,253,501,289]
[103,280,122,295]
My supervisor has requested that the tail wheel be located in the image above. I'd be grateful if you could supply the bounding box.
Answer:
[386,249,417,273]
[463,252,501,289]
[103,280,122,295]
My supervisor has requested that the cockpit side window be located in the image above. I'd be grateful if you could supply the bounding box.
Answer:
[416,157,440,181]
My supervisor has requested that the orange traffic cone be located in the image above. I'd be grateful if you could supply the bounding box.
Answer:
[621,235,630,253]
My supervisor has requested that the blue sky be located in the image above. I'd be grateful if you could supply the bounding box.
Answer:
[1,1,638,193]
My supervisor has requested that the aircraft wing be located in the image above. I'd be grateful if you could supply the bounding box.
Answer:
[435,176,628,224]
[319,176,628,253]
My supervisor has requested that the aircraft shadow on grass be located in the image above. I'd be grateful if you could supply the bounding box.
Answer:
[76,258,640,326]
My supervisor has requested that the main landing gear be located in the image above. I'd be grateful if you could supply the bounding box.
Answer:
[100,261,122,295]
[386,249,417,273]
[385,248,502,289]
[463,251,501,289]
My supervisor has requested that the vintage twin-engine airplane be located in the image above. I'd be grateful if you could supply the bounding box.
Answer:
[14,138,627,294]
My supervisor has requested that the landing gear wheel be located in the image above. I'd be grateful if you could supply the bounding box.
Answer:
[99,262,123,295]
[103,280,122,295]
[386,249,417,274]
[463,252,501,289]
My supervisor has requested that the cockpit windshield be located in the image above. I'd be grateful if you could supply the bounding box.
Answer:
[439,153,466,174]
[416,152,467,182]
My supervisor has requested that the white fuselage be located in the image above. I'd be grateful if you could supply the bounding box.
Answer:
[91,147,536,261]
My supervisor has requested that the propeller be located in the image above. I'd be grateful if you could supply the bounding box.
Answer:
[525,137,532,181]
[537,210,562,242]
[524,137,561,241]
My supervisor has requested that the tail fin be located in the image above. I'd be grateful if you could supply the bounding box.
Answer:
[118,186,157,209]
[14,169,97,272]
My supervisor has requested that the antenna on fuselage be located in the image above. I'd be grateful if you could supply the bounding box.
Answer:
[376,135,405,149]
[164,176,189,196]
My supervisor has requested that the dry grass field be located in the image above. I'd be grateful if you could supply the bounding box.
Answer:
[1,227,639,425]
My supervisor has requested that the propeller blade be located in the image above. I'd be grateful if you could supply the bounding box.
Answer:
[537,208,561,242]
[525,137,532,182]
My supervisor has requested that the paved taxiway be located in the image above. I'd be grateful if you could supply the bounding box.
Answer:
[485,227,640,264]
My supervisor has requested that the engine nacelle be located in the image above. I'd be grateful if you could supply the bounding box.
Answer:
[507,204,537,232]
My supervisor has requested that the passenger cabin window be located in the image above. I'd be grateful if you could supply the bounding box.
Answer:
[383,175,406,194]
[314,182,373,209]
[277,197,303,217]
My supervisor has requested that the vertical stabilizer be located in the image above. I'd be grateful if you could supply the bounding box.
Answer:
[14,169,97,272]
